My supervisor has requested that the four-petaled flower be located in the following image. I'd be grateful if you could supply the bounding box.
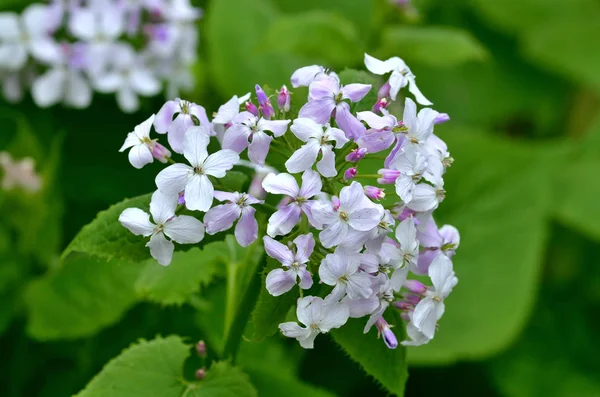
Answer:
[155,128,239,211]
[119,190,205,266]
[204,191,263,247]
[154,98,212,154]
[264,234,315,296]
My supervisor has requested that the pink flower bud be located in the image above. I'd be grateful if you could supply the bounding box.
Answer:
[345,147,367,163]
[393,301,414,310]
[332,196,341,211]
[404,294,421,305]
[344,167,357,180]
[372,97,389,114]
[376,317,398,349]
[364,185,385,200]
[434,113,450,125]
[277,85,290,112]
[404,280,428,295]
[255,84,274,119]
[377,169,400,184]
[245,101,259,116]
[397,207,416,222]
[195,368,207,380]
[378,81,391,99]
[178,191,186,205]
[196,340,207,357]
[151,142,171,163]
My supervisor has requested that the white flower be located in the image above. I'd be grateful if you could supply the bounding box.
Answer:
[285,118,349,177]
[396,216,419,270]
[279,296,349,349]
[363,53,431,105]
[119,114,171,169]
[319,250,373,300]
[406,180,445,213]
[211,93,251,143]
[0,4,61,70]
[312,182,383,249]
[412,255,458,339]
[94,44,161,113]
[389,145,427,203]
[118,190,205,266]
[68,6,125,76]
[155,128,239,211]
[402,312,432,346]
[401,98,439,148]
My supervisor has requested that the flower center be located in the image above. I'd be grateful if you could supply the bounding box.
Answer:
[194,166,204,175]
[339,211,349,221]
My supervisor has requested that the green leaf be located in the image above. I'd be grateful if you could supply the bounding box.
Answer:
[76,336,190,397]
[24,255,140,340]
[377,26,488,67]
[62,194,153,263]
[135,243,227,306]
[219,170,250,193]
[75,336,258,397]
[205,0,306,97]
[554,157,600,241]
[249,258,299,341]
[262,11,363,69]
[407,126,555,364]
[330,312,408,396]
[183,362,258,397]
[246,367,337,397]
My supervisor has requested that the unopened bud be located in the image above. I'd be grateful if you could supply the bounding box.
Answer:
[378,81,391,99]
[255,84,274,119]
[196,340,207,357]
[376,317,398,349]
[344,167,357,180]
[434,113,450,125]
[397,208,416,222]
[178,191,186,205]
[377,169,400,184]
[277,85,290,112]
[345,147,367,163]
[245,101,259,116]
[372,97,389,114]
[332,196,340,211]
[364,185,385,200]
[151,142,171,163]
[195,368,207,380]
[255,84,268,105]
[404,280,427,295]
[393,301,414,310]
[404,294,421,305]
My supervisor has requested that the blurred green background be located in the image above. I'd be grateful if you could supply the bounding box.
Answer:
[1,0,600,396]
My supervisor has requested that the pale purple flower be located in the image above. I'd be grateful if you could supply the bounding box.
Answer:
[299,76,371,139]
[364,186,385,201]
[406,180,445,212]
[416,217,460,275]
[319,249,373,300]
[264,233,315,296]
[155,128,239,211]
[279,296,349,349]
[290,65,339,88]
[154,98,211,154]
[412,255,458,339]
[434,113,450,124]
[119,190,205,266]
[311,182,383,249]
[399,98,439,149]
[222,112,290,166]
[261,170,322,237]
[245,100,259,116]
[0,4,62,70]
[119,114,172,169]
[346,147,367,163]
[204,191,263,247]
[286,118,349,177]
[344,167,357,180]
[211,93,250,143]
[364,53,431,105]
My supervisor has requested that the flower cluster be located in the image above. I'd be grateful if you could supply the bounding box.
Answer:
[118,53,459,349]
[0,0,201,112]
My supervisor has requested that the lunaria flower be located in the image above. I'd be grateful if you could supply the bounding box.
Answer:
[264,233,315,296]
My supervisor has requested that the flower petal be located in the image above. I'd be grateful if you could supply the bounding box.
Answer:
[262,172,299,197]
[290,117,322,142]
[286,140,320,174]
[183,126,210,167]
[127,144,153,169]
[149,190,178,224]
[234,207,258,247]
[203,149,239,177]
[163,215,205,244]
[146,232,174,266]
[316,144,336,178]
[265,268,296,296]
[222,124,251,153]
[266,204,302,237]
[204,203,241,234]
[298,99,335,124]
[263,236,294,265]
[319,219,348,248]
[293,233,315,264]
[185,174,214,212]
[154,100,179,133]
[341,83,371,102]
[156,163,192,195]
[298,169,322,198]
[119,208,154,236]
